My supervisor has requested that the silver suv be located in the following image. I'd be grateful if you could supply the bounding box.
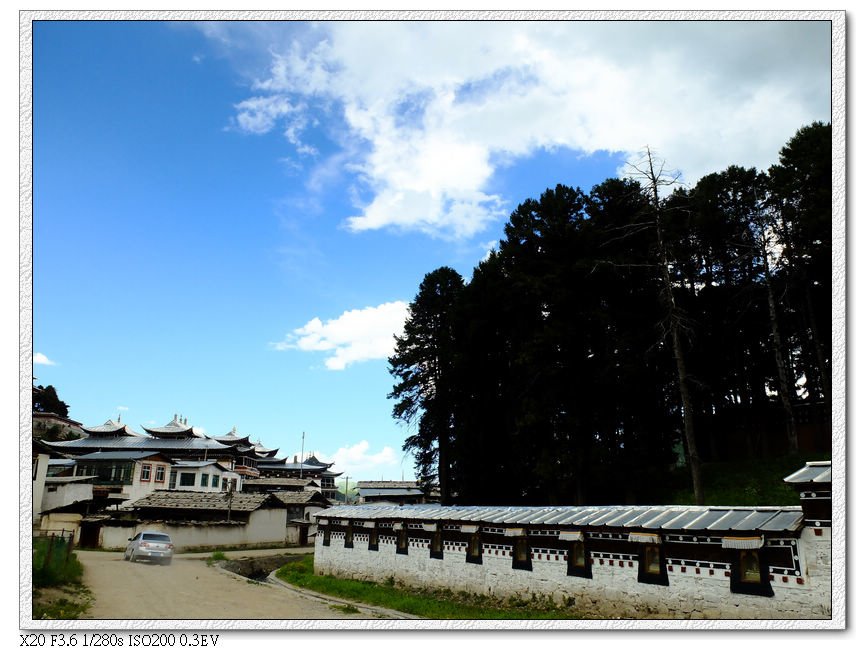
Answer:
[124,531,174,565]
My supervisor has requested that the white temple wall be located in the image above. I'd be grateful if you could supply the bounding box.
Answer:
[314,528,831,619]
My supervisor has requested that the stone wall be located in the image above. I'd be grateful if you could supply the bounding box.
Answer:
[100,508,289,551]
[314,526,831,619]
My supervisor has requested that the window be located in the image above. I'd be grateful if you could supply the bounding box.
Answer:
[567,540,592,578]
[140,464,152,482]
[729,548,774,597]
[169,470,177,489]
[396,528,408,555]
[345,522,354,549]
[645,545,662,574]
[179,472,195,487]
[512,537,532,571]
[429,527,443,560]
[155,466,165,483]
[368,526,379,551]
[466,532,483,565]
[200,473,209,487]
[322,526,331,547]
[637,544,669,586]
[740,550,761,583]
[211,474,219,488]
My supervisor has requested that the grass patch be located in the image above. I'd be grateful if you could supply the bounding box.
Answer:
[330,603,361,615]
[33,536,84,588]
[275,555,583,619]
[206,551,228,567]
[32,536,91,619]
[33,584,93,620]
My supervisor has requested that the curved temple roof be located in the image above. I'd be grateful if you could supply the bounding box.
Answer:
[141,415,198,438]
[316,503,804,534]
[81,419,143,437]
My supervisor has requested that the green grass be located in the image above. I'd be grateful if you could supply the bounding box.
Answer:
[32,536,91,619]
[330,603,361,615]
[206,551,228,566]
[33,536,84,588]
[275,555,584,619]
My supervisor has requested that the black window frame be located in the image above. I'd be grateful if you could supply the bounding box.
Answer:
[322,525,331,547]
[729,548,774,597]
[566,539,592,579]
[396,527,409,555]
[368,525,379,552]
[344,521,354,549]
[511,536,533,571]
[429,526,443,560]
[466,531,483,565]
[637,543,669,586]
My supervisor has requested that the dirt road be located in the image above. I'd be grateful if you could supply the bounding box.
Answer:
[76,549,398,621]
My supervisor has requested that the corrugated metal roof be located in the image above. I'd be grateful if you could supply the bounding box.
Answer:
[75,450,169,461]
[784,461,831,485]
[81,419,144,437]
[314,504,803,534]
[45,437,231,451]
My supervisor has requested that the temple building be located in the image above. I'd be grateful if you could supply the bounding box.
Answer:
[39,416,295,493]
[257,454,342,501]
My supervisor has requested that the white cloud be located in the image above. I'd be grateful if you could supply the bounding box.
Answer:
[116,406,129,412]
[273,301,409,370]
[33,353,56,366]
[234,95,299,136]
[210,21,829,240]
[316,441,400,479]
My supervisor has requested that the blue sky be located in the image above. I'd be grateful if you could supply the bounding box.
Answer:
[29,18,832,482]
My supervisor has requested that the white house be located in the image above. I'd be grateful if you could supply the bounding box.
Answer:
[169,460,242,493]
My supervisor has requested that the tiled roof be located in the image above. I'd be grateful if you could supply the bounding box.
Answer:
[131,490,283,512]
[315,504,804,534]
[271,491,329,506]
[357,481,419,489]
[359,488,424,498]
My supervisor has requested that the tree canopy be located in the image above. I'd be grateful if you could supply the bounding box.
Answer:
[389,122,832,506]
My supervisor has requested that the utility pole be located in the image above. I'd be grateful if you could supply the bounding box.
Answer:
[344,475,351,504]
[300,431,305,479]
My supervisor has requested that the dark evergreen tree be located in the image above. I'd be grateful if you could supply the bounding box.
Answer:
[388,267,465,503]
[33,384,70,418]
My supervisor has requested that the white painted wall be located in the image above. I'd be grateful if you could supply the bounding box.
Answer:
[41,483,94,514]
[32,453,49,523]
[99,508,289,551]
[39,513,83,542]
[314,527,832,619]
